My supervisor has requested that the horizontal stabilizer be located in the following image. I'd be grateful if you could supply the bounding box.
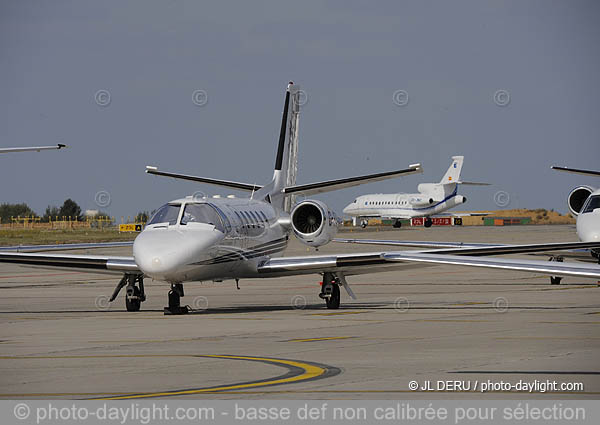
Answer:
[146,166,262,192]
[282,164,423,196]
[456,181,490,186]
[551,166,600,177]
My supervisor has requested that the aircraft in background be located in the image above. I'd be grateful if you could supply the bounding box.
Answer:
[342,156,489,228]
[335,165,600,285]
[0,144,67,154]
[1,83,599,315]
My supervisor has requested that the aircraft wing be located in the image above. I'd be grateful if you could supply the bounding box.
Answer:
[0,252,139,274]
[0,241,134,253]
[0,144,67,154]
[435,212,490,217]
[257,248,600,279]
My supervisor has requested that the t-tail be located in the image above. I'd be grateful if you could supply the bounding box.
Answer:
[440,156,464,184]
[146,81,423,212]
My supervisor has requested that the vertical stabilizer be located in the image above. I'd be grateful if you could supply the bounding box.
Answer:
[283,85,301,212]
[440,156,464,184]
[257,82,301,212]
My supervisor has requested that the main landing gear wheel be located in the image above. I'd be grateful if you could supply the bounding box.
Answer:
[424,217,433,228]
[326,284,340,309]
[164,283,188,315]
[360,219,368,228]
[319,272,341,309]
[393,219,402,228]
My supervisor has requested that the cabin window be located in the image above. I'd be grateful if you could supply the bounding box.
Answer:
[180,203,225,232]
[582,195,600,214]
[249,211,260,225]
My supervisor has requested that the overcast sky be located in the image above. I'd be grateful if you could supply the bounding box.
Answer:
[1,0,599,219]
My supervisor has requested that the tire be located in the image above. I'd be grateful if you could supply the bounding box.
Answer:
[393,220,402,228]
[125,287,141,312]
[550,276,562,285]
[325,284,340,309]
[424,218,432,228]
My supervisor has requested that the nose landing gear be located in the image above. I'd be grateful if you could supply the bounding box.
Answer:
[109,274,146,312]
[164,283,188,315]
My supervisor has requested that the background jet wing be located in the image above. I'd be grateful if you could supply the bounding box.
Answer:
[0,144,67,153]
[0,252,139,274]
[0,241,134,253]
[334,239,600,255]
[334,238,490,249]
[282,164,422,196]
[383,252,600,279]
[433,212,490,217]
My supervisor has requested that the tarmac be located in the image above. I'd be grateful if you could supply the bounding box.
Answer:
[1,224,599,399]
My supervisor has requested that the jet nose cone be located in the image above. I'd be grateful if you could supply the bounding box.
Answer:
[133,226,224,280]
[576,213,600,243]
[342,204,352,215]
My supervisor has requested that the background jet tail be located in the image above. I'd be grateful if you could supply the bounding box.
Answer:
[440,156,464,184]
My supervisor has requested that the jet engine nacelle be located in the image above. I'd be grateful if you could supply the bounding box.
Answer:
[568,185,595,216]
[290,200,338,247]
[409,197,435,207]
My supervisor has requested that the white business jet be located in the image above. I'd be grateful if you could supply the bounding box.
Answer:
[0,84,599,314]
[343,156,488,228]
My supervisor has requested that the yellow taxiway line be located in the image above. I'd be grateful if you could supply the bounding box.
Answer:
[0,354,336,400]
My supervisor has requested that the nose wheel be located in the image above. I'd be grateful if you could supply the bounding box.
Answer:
[164,283,188,315]
[109,274,146,312]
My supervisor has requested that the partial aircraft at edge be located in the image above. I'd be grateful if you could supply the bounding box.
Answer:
[0,83,599,315]
[342,156,489,228]
[0,144,67,154]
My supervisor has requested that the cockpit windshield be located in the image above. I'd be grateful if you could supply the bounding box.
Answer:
[582,195,600,214]
[180,203,225,231]
[147,204,181,226]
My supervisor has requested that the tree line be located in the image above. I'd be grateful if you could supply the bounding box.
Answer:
[0,199,151,224]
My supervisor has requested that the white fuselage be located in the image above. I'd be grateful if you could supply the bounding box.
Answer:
[343,184,465,220]
[133,197,290,283]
